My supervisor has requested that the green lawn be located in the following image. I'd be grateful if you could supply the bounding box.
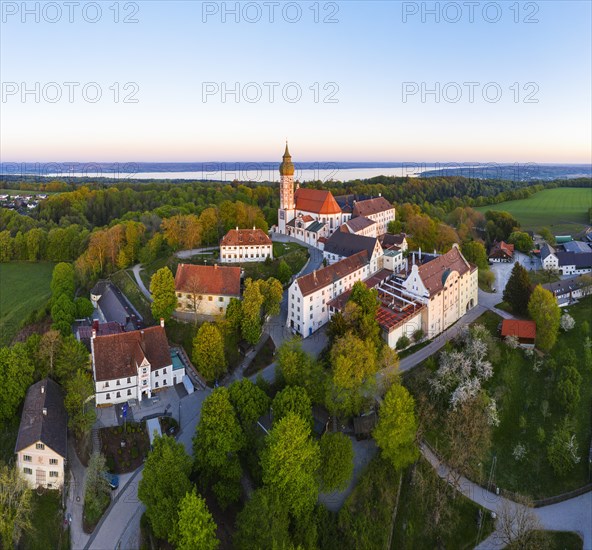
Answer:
[405,297,592,500]
[392,459,494,550]
[476,187,592,234]
[0,262,54,346]
[21,491,69,550]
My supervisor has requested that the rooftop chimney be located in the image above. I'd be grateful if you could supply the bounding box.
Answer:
[419,247,422,261]
[236,226,238,231]
[41,386,45,394]
[42,408,47,416]
[253,225,256,230]
[92,319,99,331]
[214,264,218,270]
[91,329,97,339]
[160,318,165,328]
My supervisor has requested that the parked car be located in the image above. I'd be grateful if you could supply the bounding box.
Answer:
[103,472,119,490]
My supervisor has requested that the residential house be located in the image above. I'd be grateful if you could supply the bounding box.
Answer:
[380,233,409,252]
[92,323,185,406]
[542,274,592,307]
[220,227,273,263]
[489,241,514,263]
[90,280,142,330]
[15,378,67,489]
[351,196,396,236]
[174,263,241,316]
[341,216,377,238]
[541,241,592,275]
[323,231,383,274]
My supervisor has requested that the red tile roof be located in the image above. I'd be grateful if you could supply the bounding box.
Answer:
[92,326,171,381]
[501,319,536,340]
[220,228,272,247]
[352,197,394,217]
[175,263,241,297]
[489,241,514,258]
[417,246,474,296]
[296,251,369,296]
[295,188,342,215]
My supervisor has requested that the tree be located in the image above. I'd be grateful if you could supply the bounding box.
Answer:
[373,384,419,470]
[64,369,96,439]
[175,489,219,550]
[528,285,561,352]
[261,412,321,519]
[277,259,292,284]
[319,432,354,491]
[496,496,546,550]
[50,262,75,303]
[75,297,95,319]
[547,420,581,476]
[56,335,89,382]
[228,378,270,428]
[0,344,35,422]
[503,263,532,315]
[0,464,32,549]
[508,231,533,253]
[38,329,62,377]
[51,293,77,334]
[272,386,313,429]
[192,323,227,382]
[241,278,264,345]
[259,277,283,317]
[84,452,111,530]
[277,338,325,403]
[193,388,245,507]
[346,282,381,348]
[326,333,377,417]
[539,227,556,246]
[138,436,192,543]
[150,267,177,321]
[560,313,575,331]
[461,241,489,270]
[396,335,411,350]
[234,488,291,550]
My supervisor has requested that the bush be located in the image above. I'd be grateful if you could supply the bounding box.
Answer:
[412,329,424,343]
[396,335,411,350]
[131,447,139,459]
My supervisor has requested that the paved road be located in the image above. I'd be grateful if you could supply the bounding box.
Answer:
[66,440,90,550]
[131,264,152,302]
[421,444,592,549]
[85,389,210,550]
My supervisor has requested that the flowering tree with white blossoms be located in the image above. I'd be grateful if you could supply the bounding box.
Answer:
[560,313,575,332]
[430,325,493,409]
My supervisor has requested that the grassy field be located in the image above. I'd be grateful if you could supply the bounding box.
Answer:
[476,188,592,234]
[0,262,54,346]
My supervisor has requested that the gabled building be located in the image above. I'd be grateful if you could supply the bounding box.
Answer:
[323,231,383,273]
[288,251,372,337]
[351,196,396,236]
[341,216,377,238]
[541,241,592,275]
[220,227,273,263]
[15,378,67,489]
[489,240,514,263]
[90,280,142,330]
[381,233,408,252]
[542,274,592,306]
[91,324,184,406]
[500,319,536,349]
[175,263,241,316]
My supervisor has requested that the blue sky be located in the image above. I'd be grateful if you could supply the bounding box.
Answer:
[1,1,590,162]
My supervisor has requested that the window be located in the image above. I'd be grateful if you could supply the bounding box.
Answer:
[36,443,45,450]
[127,377,131,384]
[163,380,167,386]
[23,455,32,462]
[310,314,313,320]
[49,471,58,478]
[116,380,120,386]
[50,458,58,465]
[142,380,147,386]
[208,296,213,301]
[155,382,159,388]
[163,368,167,374]
[219,297,224,302]
[155,370,159,377]
[127,389,132,396]
[106,393,111,400]
[104,381,110,388]
[24,467,32,475]
[116,392,121,398]
[143,367,147,374]
[177,293,181,298]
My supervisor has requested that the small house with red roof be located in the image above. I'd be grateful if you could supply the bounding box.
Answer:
[489,241,514,263]
[500,319,536,348]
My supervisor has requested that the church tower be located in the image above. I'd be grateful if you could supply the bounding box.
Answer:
[278,142,295,233]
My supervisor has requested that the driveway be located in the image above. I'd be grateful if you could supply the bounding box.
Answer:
[85,388,210,549]
[131,264,152,302]
[66,440,90,550]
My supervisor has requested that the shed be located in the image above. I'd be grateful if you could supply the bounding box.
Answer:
[500,319,537,348]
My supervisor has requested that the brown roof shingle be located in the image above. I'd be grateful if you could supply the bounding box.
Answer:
[15,378,67,457]
[417,246,474,296]
[296,251,369,296]
[220,228,272,247]
[92,326,171,382]
[175,263,241,297]
[352,197,394,217]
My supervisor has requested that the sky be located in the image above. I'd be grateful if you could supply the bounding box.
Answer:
[1,0,591,163]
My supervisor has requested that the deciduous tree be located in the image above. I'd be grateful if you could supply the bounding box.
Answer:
[277,338,325,403]
[261,412,321,519]
[192,323,227,382]
[272,386,313,429]
[373,384,419,470]
[175,489,219,550]
[228,378,270,428]
[0,344,35,422]
[0,464,32,549]
[319,432,354,491]
[50,262,75,303]
[528,285,561,352]
[277,259,292,284]
[150,267,177,321]
[138,436,192,543]
[64,369,96,439]
[38,329,62,377]
[259,277,283,317]
[241,278,264,345]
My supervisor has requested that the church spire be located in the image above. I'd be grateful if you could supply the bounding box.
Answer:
[279,141,295,176]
